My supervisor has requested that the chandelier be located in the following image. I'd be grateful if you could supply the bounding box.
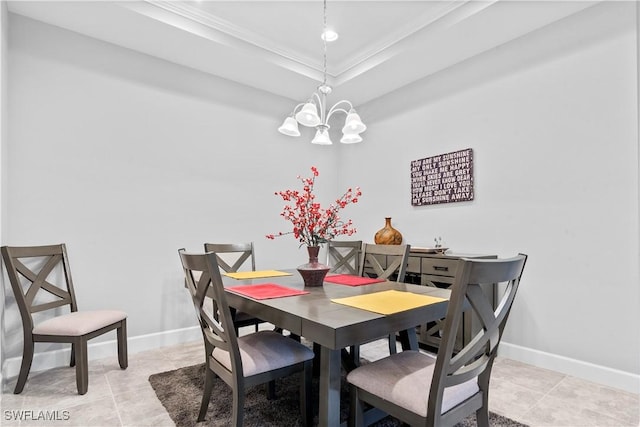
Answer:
[278,0,366,145]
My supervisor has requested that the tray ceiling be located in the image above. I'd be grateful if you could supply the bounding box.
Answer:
[7,1,600,105]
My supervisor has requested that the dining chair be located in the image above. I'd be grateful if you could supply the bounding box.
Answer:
[203,242,264,334]
[178,250,314,426]
[346,254,528,427]
[354,243,411,358]
[327,240,362,275]
[1,244,128,395]
[359,243,410,283]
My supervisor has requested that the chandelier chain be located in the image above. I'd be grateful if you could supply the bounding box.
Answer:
[322,0,327,86]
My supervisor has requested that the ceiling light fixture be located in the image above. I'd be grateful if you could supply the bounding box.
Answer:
[278,0,366,145]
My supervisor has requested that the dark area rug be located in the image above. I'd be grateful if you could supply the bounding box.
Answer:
[149,363,528,427]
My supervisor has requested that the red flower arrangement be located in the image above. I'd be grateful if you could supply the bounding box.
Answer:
[266,166,362,247]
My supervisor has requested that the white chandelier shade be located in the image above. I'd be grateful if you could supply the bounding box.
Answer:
[295,102,322,127]
[311,126,333,145]
[342,111,367,134]
[278,0,366,145]
[340,132,363,144]
[277,116,301,137]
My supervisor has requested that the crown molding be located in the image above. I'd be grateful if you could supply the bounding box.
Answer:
[137,0,493,86]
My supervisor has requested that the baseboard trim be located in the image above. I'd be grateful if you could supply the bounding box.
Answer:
[499,341,639,394]
[2,326,201,381]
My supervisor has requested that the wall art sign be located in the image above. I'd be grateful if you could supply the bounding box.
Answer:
[411,148,474,206]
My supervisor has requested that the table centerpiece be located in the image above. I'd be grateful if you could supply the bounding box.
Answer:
[266,166,361,287]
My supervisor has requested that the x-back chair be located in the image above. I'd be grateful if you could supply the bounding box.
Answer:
[327,240,362,275]
[203,242,264,334]
[350,243,411,359]
[179,250,313,426]
[1,244,127,394]
[347,254,527,427]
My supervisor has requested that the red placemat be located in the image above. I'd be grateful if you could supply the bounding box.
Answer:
[226,283,309,300]
[324,274,385,287]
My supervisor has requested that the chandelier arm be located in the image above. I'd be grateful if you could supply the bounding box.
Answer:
[325,100,354,122]
[291,103,306,115]
[312,91,327,123]
[312,92,324,108]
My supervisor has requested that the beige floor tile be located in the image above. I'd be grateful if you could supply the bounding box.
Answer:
[492,357,566,394]
[488,376,546,419]
[108,349,176,378]
[1,393,25,426]
[160,341,205,369]
[20,396,121,427]
[518,394,633,427]
[114,386,174,427]
[535,376,639,426]
[106,368,165,397]
[18,365,112,400]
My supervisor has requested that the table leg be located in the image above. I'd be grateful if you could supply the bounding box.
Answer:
[398,327,419,351]
[318,346,341,427]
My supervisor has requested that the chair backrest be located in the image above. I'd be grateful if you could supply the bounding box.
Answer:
[327,240,362,274]
[359,243,411,282]
[179,250,242,378]
[203,243,255,273]
[1,244,78,332]
[427,254,527,424]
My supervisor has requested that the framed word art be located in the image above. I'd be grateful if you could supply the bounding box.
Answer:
[411,148,474,206]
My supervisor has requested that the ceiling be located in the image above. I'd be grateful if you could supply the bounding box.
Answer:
[7,1,600,105]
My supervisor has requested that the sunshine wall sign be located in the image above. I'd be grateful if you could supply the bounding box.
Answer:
[411,148,474,206]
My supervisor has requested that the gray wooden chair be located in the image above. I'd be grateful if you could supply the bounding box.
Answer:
[179,250,314,426]
[355,243,411,357]
[347,254,528,427]
[1,244,127,395]
[327,240,362,274]
[359,243,410,283]
[203,242,264,334]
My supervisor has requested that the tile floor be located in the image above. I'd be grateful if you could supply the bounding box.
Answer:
[1,328,638,427]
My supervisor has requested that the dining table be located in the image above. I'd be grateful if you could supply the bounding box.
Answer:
[222,269,451,427]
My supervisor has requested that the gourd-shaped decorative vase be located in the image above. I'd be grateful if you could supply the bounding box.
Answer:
[374,217,403,245]
[297,246,330,287]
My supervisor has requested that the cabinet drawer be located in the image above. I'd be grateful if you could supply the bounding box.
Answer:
[421,258,459,277]
[406,256,421,274]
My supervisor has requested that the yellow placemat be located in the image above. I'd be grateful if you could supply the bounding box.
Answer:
[331,290,446,315]
[224,270,292,280]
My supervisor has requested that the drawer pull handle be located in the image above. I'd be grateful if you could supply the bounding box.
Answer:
[433,266,449,272]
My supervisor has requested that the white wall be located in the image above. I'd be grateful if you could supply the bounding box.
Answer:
[344,2,639,392]
[0,0,9,390]
[3,14,338,372]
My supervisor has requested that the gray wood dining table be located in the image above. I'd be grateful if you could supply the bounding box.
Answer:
[222,270,451,427]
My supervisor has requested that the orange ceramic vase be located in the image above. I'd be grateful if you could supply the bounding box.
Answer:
[374,217,403,245]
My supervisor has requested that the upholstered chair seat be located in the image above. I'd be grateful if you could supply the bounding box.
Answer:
[33,310,127,336]
[212,330,314,377]
[346,350,479,416]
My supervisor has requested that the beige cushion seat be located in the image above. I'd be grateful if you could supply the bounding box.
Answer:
[33,310,127,336]
[212,331,314,377]
[347,350,479,416]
